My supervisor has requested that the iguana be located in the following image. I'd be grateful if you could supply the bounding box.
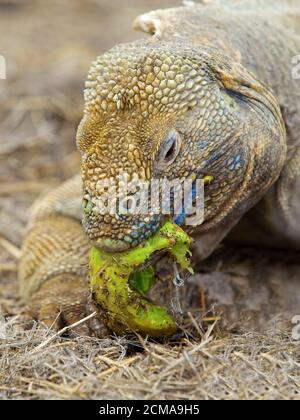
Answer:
[19,0,300,336]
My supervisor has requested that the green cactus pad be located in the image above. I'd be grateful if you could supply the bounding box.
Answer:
[90,221,193,338]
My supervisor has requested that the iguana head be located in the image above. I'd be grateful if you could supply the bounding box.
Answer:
[76,13,285,252]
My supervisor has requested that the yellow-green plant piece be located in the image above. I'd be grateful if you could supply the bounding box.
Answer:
[90,221,193,337]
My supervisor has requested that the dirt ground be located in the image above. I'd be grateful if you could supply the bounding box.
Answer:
[0,0,299,400]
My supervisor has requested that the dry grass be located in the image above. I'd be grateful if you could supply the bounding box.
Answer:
[0,315,299,400]
[0,0,299,400]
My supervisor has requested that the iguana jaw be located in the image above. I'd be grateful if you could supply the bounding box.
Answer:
[93,237,131,252]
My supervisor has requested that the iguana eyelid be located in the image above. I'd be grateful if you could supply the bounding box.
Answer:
[156,130,182,169]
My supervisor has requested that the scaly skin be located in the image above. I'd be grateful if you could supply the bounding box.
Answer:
[19,0,300,335]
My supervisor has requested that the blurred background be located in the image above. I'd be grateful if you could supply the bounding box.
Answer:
[0,0,180,244]
[0,0,180,313]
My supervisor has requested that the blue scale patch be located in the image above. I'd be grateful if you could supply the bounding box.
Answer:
[132,222,145,230]
[208,152,221,163]
[128,218,160,241]
[174,182,198,226]
[198,141,208,150]
[131,231,140,239]
[228,154,243,171]
[174,212,186,226]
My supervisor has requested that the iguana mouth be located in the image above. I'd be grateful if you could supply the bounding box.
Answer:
[94,237,131,252]
[92,216,169,252]
[90,221,193,337]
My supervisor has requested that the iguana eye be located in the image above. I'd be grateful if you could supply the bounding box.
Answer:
[157,131,181,167]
